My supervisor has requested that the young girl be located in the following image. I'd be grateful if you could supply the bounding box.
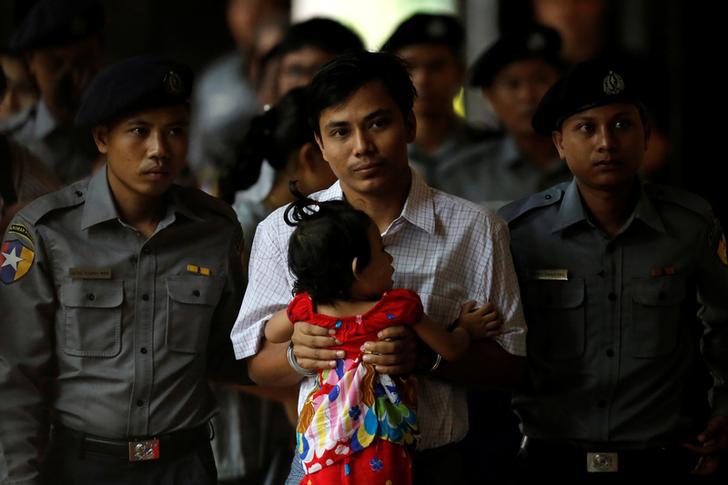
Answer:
[265,190,500,485]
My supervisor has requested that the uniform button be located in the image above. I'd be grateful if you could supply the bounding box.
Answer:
[140,347,148,354]
[142,294,149,301]
[136,400,144,407]
[657,291,666,301]
[608,292,617,301]
[87,293,95,301]
[75,190,83,197]
[597,400,607,408]
[129,255,137,264]
[545,194,552,200]
[597,270,606,277]
[606,349,614,357]
[192,289,200,297]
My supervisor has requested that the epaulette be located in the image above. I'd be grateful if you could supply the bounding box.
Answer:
[177,186,238,223]
[17,179,88,225]
[497,184,566,224]
[644,183,714,222]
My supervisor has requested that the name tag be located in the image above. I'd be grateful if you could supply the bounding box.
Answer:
[69,267,112,280]
[531,269,569,281]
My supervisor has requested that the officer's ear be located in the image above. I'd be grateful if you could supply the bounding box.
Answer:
[552,129,566,160]
[92,125,110,154]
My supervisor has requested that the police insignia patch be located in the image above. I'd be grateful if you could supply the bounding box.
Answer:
[718,234,728,266]
[602,70,625,95]
[8,223,34,245]
[0,240,35,284]
[163,70,184,95]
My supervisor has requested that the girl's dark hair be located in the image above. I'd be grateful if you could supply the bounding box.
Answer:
[284,183,373,305]
[226,87,313,200]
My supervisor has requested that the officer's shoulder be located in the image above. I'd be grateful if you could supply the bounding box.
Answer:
[18,179,88,225]
[497,184,567,224]
[644,183,714,222]
[177,186,238,223]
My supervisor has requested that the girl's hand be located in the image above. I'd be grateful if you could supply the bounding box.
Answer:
[290,321,344,371]
[458,300,503,339]
[361,326,418,375]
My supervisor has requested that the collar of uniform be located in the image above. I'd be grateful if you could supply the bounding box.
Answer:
[317,171,435,235]
[551,179,587,233]
[631,182,666,233]
[81,166,120,229]
[168,185,205,222]
[34,99,59,140]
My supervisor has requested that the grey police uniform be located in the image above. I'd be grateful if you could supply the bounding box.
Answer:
[436,133,571,211]
[0,167,245,485]
[498,180,728,479]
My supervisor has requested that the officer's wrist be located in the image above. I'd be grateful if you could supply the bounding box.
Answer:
[286,342,316,377]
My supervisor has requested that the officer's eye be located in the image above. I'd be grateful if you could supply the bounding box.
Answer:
[129,126,148,136]
[168,126,187,136]
[576,122,595,134]
[614,119,632,130]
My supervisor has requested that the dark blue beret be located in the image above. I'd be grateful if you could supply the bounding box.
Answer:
[9,0,104,52]
[75,55,193,127]
[381,13,464,56]
[469,25,563,87]
[532,58,645,135]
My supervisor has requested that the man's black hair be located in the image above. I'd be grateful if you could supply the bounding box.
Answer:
[284,184,374,305]
[269,17,364,61]
[307,50,417,136]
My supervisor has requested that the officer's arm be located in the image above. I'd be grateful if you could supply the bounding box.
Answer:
[206,223,250,384]
[0,217,56,485]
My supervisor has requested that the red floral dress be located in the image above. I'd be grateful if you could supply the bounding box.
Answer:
[288,289,424,485]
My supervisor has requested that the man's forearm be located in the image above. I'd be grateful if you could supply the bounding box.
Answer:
[246,338,304,387]
[435,339,526,390]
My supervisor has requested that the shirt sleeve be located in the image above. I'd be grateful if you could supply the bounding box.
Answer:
[0,216,56,485]
[207,222,250,384]
[482,214,527,357]
[230,218,293,360]
[696,218,728,417]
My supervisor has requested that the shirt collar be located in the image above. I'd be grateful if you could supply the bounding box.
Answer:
[318,170,436,236]
[551,179,666,234]
[81,167,203,230]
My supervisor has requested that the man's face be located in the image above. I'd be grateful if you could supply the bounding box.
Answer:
[484,58,559,136]
[314,81,415,198]
[553,103,648,191]
[27,36,103,121]
[277,46,334,97]
[93,105,189,201]
[396,44,463,117]
[0,54,38,119]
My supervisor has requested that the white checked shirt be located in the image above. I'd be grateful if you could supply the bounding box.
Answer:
[231,172,527,449]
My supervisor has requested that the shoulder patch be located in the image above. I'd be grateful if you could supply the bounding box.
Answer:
[497,185,565,224]
[645,184,713,222]
[1,239,35,284]
[7,223,34,245]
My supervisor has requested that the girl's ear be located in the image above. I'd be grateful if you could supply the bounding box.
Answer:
[351,257,361,280]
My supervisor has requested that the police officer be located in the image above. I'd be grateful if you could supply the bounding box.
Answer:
[498,58,728,483]
[438,25,570,210]
[2,0,104,184]
[381,13,491,188]
[0,55,246,485]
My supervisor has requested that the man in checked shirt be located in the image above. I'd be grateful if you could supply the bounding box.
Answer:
[230,50,528,484]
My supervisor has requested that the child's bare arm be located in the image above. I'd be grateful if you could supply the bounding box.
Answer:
[458,300,503,339]
[412,315,470,362]
[264,309,295,343]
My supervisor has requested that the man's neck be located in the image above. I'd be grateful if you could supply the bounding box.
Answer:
[513,131,559,169]
[577,179,639,238]
[110,183,167,239]
[342,173,412,234]
[414,111,456,155]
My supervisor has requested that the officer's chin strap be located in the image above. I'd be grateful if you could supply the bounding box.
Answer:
[208,421,215,441]
[517,435,529,460]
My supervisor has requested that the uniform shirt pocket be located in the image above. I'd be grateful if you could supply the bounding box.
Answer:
[166,274,224,354]
[524,278,586,360]
[630,276,686,358]
[60,280,124,358]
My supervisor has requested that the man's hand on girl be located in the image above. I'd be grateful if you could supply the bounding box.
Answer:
[361,326,418,375]
[291,321,344,371]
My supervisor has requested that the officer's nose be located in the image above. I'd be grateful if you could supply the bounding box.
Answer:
[148,129,169,160]
[596,125,617,152]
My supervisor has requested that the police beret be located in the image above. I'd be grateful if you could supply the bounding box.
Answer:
[469,25,562,87]
[532,58,644,135]
[381,13,464,55]
[75,55,193,127]
[9,0,104,52]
